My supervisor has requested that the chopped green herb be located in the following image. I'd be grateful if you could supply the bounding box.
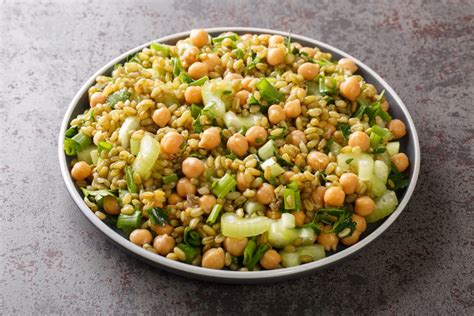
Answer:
[387,166,409,191]
[373,147,386,154]
[107,88,131,106]
[192,115,202,133]
[256,78,284,105]
[345,158,354,165]
[178,71,193,84]
[176,244,200,264]
[162,173,178,184]
[243,238,269,270]
[233,48,244,59]
[189,76,209,86]
[248,94,260,106]
[212,33,239,44]
[319,76,337,95]
[124,166,138,193]
[184,227,202,246]
[150,42,171,57]
[191,104,203,119]
[246,56,261,71]
[325,139,334,153]
[71,132,92,152]
[148,207,168,226]
[338,123,351,139]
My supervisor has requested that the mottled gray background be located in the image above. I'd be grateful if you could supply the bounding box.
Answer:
[1,0,473,314]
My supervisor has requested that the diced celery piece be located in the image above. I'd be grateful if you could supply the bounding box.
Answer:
[258,140,276,160]
[280,252,300,267]
[221,212,271,238]
[366,190,398,223]
[77,146,95,164]
[132,133,160,180]
[130,137,141,156]
[118,116,140,148]
[386,142,400,156]
[374,160,389,183]
[90,149,99,165]
[370,176,387,197]
[357,156,374,181]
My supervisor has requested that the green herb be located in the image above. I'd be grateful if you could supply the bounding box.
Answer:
[314,208,355,235]
[162,173,178,184]
[184,227,202,246]
[248,95,260,106]
[373,147,386,154]
[113,63,121,70]
[319,75,337,95]
[176,244,200,264]
[285,31,292,54]
[233,48,244,59]
[338,124,351,139]
[107,89,131,106]
[98,141,112,153]
[117,211,142,233]
[124,166,138,193]
[387,166,409,191]
[243,238,270,270]
[212,173,237,199]
[212,33,239,44]
[318,171,327,185]
[192,115,202,133]
[303,223,321,234]
[189,76,209,86]
[191,104,203,119]
[81,188,116,202]
[256,78,284,105]
[125,53,140,63]
[171,57,183,77]
[314,59,335,67]
[345,158,354,165]
[178,71,193,84]
[64,138,77,156]
[206,204,222,225]
[65,126,78,138]
[148,207,168,226]
[246,56,261,71]
[243,238,256,266]
[71,132,92,152]
[325,139,334,153]
[150,42,171,57]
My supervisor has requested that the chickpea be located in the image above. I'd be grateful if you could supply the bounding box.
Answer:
[188,62,208,80]
[241,77,253,91]
[103,196,120,215]
[152,107,171,127]
[391,153,409,172]
[388,119,407,139]
[259,249,281,270]
[317,226,339,251]
[129,229,152,246]
[339,173,358,195]
[245,126,268,147]
[283,171,295,184]
[167,193,183,205]
[284,99,302,118]
[323,124,336,139]
[202,247,225,269]
[227,133,249,157]
[381,100,389,112]
[223,237,248,256]
[348,131,370,152]
[324,186,346,207]
[90,92,106,107]
[300,47,316,57]
[184,86,203,104]
[161,131,184,155]
[341,230,360,246]
[355,196,376,216]
[298,62,320,81]
[199,195,217,214]
[203,53,221,71]
[256,183,275,205]
[153,234,175,255]
[199,127,221,150]
[181,157,205,179]
[338,57,358,73]
[183,46,199,65]
[288,130,307,146]
[266,48,285,66]
[176,177,196,197]
[311,186,326,207]
[339,77,361,101]
[307,151,329,171]
[352,214,367,233]
[265,210,282,220]
[268,104,286,124]
[291,211,306,227]
[151,223,174,235]
[224,73,243,80]
[71,161,92,181]
[190,29,209,47]
[235,90,250,105]
[268,35,285,47]
[237,172,251,192]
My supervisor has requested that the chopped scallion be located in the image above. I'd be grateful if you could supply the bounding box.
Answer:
[124,166,138,193]
[150,42,171,57]
[212,33,239,44]
[206,204,222,225]
[71,132,92,152]
[65,126,78,138]
[98,141,112,153]
[256,78,283,105]
[148,207,168,226]
[189,76,209,86]
[117,211,142,232]
[212,174,237,199]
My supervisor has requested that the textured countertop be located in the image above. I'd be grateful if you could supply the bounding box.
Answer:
[1,0,473,314]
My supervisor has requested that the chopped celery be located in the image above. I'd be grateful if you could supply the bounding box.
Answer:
[202,79,234,120]
[370,176,386,197]
[386,142,400,156]
[220,213,271,238]
[358,157,374,181]
[370,132,382,148]
[267,213,316,247]
[125,166,138,193]
[337,153,374,181]
[258,140,276,160]
[260,157,285,177]
[374,160,389,183]
[223,111,264,130]
[280,245,326,267]
[118,116,140,148]
[150,42,170,57]
[206,204,222,225]
[98,141,112,153]
[90,149,99,165]
[366,190,398,223]
[256,78,283,104]
[132,133,160,180]
[371,125,391,140]
[244,201,264,215]
[130,137,140,155]
[212,174,237,199]
[77,146,95,164]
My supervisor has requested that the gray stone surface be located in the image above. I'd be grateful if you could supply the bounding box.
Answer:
[1,0,473,314]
